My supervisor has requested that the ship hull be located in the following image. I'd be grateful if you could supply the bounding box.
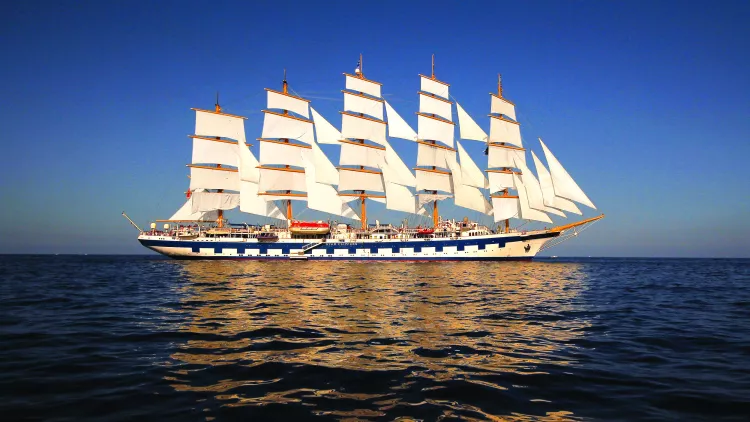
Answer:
[138,231,559,261]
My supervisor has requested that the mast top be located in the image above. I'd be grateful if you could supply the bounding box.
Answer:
[355,53,364,78]
[497,74,503,98]
[282,68,288,94]
[215,91,221,113]
[431,54,435,79]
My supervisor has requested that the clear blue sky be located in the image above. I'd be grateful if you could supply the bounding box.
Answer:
[1,0,748,257]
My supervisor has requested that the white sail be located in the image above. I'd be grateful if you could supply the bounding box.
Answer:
[488,144,526,168]
[455,102,488,142]
[259,140,308,167]
[343,92,384,120]
[338,169,385,192]
[491,196,519,222]
[544,194,579,216]
[191,137,239,167]
[453,183,492,215]
[539,139,596,209]
[301,155,359,220]
[417,114,454,147]
[190,192,240,213]
[341,205,361,221]
[382,168,419,214]
[169,196,219,221]
[258,168,307,192]
[416,169,453,193]
[189,166,240,191]
[239,180,286,220]
[418,193,452,207]
[513,156,566,217]
[418,93,452,121]
[531,151,581,215]
[420,75,449,100]
[261,112,315,145]
[490,94,516,121]
[513,174,553,224]
[487,171,516,193]
[382,139,417,187]
[341,113,387,146]
[266,89,310,118]
[416,142,453,169]
[489,116,522,148]
[194,109,246,142]
[306,181,360,219]
[385,182,418,214]
[446,154,492,215]
[345,74,381,98]
[384,100,417,142]
[310,143,339,186]
[340,142,385,168]
[456,141,488,189]
[310,107,343,145]
[237,140,260,183]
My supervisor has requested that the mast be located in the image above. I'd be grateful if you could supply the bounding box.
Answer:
[214,93,224,228]
[185,89,288,223]
[497,76,508,233]
[415,54,455,228]
[486,74,554,227]
[358,55,366,229]
[338,54,388,229]
[486,74,522,232]
[184,94,251,224]
[282,69,293,221]
[257,70,314,223]
[431,55,437,227]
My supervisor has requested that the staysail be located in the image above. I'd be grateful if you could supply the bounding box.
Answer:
[302,107,359,220]
[455,101,488,143]
[531,151,581,215]
[450,100,493,215]
[169,189,218,222]
[384,100,417,142]
[513,156,566,218]
[539,139,596,209]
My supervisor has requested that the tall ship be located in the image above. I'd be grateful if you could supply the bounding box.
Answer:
[126,56,603,260]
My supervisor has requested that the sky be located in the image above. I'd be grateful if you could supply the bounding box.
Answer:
[1,0,749,257]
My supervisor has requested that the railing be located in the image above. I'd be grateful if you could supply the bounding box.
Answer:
[146,221,505,241]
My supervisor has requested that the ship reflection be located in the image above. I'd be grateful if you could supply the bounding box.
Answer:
[164,260,591,419]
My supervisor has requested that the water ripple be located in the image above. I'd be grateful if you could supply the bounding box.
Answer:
[1,256,749,420]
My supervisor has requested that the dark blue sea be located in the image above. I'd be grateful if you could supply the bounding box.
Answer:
[1,256,749,421]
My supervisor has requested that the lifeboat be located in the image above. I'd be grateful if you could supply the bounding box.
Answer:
[257,232,279,242]
[417,228,435,235]
[289,220,330,235]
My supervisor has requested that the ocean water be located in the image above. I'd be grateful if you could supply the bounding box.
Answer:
[1,256,749,421]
